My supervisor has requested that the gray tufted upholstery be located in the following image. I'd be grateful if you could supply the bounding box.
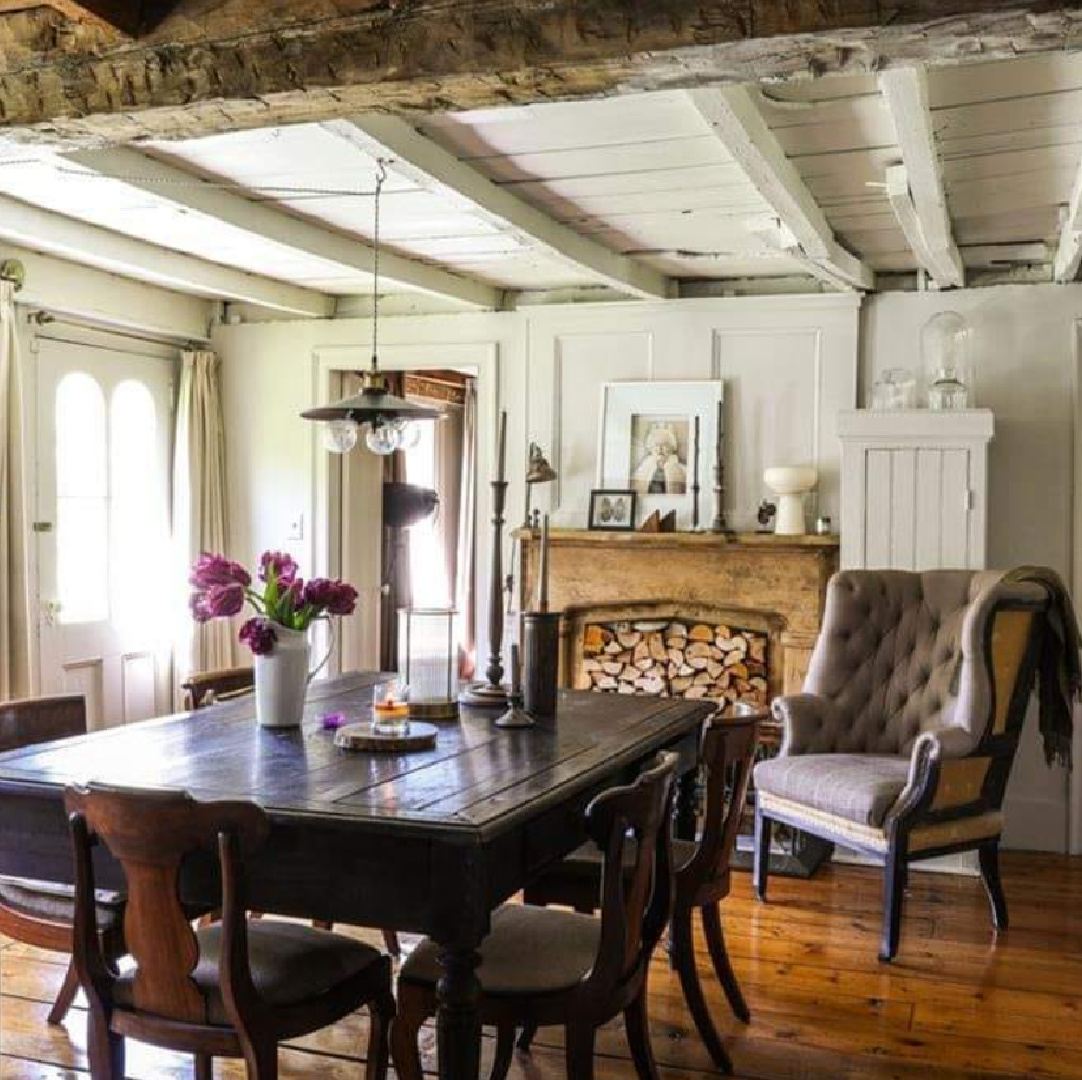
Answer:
[778,570,1041,758]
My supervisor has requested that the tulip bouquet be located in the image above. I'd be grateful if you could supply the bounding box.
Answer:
[189,551,358,656]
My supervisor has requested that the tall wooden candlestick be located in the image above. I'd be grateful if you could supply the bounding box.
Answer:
[461,410,511,707]
[537,514,550,612]
[711,397,729,533]
[692,415,701,529]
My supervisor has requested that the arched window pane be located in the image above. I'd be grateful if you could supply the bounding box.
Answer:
[55,372,108,623]
[110,380,164,633]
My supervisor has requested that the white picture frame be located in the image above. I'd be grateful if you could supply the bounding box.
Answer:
[596,380,725,530]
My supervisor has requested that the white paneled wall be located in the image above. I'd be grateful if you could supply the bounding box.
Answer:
[524,296,859,531]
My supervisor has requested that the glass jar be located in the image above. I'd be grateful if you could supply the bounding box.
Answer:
[922,311,972,409]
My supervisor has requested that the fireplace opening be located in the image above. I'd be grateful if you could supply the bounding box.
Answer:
[582,618,768,706]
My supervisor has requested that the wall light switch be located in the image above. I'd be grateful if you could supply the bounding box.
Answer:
[288,513,305,542]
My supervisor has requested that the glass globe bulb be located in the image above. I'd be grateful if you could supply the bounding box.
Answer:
[394,419,422,450]
[323,419,358,454]
[365,420,400,456]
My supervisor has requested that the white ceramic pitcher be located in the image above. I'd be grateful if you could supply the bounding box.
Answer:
[253,625,332,729]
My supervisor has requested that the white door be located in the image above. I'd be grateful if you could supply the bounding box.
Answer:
[36,336,175,730]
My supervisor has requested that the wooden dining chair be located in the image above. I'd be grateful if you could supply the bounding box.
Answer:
[391,751,677,1080]
[182,666,255,710]
[521,714,758,1074]
[65,783,396,1080]
[0,693,127,1026]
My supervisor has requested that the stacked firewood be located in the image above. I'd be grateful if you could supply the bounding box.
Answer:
[582,619,768,704]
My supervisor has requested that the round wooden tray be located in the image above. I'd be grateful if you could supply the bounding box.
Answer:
[334,721,437,753]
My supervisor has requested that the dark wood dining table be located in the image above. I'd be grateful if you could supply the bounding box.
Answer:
[0,672,712,1080]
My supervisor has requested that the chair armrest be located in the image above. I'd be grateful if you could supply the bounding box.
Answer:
[771,694,841,755]
[885,727,981,831]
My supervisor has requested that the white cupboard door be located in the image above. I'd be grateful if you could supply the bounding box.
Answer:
[36,338,174,730]
[861,446,972,570]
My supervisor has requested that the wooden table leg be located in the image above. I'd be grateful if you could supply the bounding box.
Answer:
[435,940,483,1080]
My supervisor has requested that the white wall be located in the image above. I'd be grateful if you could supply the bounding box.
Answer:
[212,294,860,674]
[862,283,1082,853]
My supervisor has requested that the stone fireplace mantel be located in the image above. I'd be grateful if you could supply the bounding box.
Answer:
[517,529,840,699]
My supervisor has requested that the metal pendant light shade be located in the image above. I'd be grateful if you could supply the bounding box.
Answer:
[301,159,442,449]
[301,370,441,424]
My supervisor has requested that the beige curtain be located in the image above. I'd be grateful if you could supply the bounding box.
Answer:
[455,380,478,679]
[0,281,32,700]
[173,349,232,690]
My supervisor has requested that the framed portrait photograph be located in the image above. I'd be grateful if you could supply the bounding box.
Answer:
[597,380,724,529]
[588,488,637,531]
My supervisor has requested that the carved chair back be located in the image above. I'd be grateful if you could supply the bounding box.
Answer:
[64,784,268,1026]
[182,667,255,710]
[0,694,86,753]
[678,716,757,899]
[584,751,676,993]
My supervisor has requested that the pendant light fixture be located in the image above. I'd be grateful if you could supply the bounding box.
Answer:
[301,159,440,454]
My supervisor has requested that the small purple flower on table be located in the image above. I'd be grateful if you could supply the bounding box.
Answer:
[320,712,348,731]
[239,617,277,656]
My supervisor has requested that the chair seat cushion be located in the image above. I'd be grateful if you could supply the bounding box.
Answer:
[0,877,124,933]
[401,903,600,997]
[116,920,383,1025]
[754,754,911,827]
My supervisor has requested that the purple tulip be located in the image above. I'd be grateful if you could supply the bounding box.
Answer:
[204,583,245,618]
[189,591,214,623]
[260,550,300,587]
[190,552,251,589]
[304,578,358,616]
[240,617,277,656]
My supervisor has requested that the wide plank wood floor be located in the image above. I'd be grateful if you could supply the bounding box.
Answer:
[2,853,1080,1079]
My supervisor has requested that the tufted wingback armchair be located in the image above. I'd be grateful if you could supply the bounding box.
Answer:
[753,569,1051,962]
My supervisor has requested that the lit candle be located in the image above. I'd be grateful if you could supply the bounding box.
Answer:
[538,513,550,612]
[496,410,508,483]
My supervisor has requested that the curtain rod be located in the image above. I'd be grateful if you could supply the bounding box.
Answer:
[28,309,205,350]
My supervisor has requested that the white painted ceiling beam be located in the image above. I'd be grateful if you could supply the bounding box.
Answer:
[66,146,499,310]
[323,116,674,301]
[1054,160,1082,283]
[685,86,874,292]
[879,67,964,289]
[0,193,332,317]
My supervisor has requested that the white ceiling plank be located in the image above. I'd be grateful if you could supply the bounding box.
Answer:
[1054,156,1082,282]
[879,68,964,289]
[685,86,874,292]
[66,146,499,310]
[324,116,673,301]
[0,193,332,317]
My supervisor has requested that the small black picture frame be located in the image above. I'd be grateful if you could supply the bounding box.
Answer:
[588,488,637,531]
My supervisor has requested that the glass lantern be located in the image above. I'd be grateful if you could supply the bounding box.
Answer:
[398,608,459,720]
[921,310,973,410]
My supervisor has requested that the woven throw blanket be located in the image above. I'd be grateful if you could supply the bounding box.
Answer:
[1003,566,1080,769]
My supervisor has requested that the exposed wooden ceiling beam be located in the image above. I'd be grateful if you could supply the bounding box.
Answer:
[1054,159,1082,282]
[687,87,875,292]
[879,67,964,289]
[65,146,500,309]
[325,117,672,302]
[0,192,331,316]
[0,1,1080,145]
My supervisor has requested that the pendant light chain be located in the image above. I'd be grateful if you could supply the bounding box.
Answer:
[371,158,387,376]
